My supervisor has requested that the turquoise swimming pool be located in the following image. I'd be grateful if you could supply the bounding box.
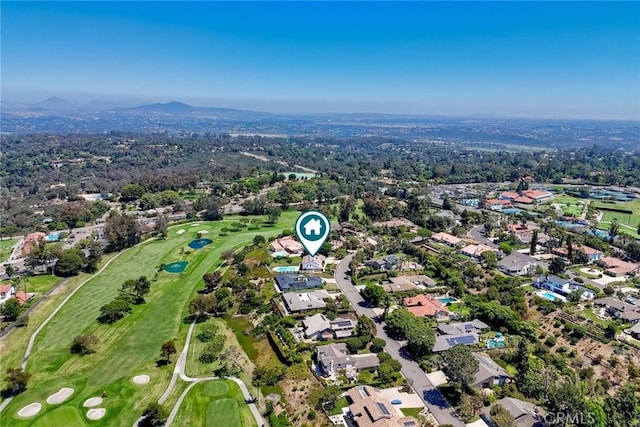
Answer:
[438,297,457,304]
[539,291,559,301]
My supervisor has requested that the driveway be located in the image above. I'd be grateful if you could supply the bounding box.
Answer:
[334,255,464,427]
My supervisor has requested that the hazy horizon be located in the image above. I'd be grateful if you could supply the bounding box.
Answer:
[2,2,639,120]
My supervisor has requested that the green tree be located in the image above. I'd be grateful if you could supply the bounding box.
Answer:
[318,385,342,410]
[105,213,142,251]
[1,298,22,321]
[120,183,145,201]
[155,214,168,238]
[160,340,177,363]
[530,230,538,255]
[361,284,387,306]
[253,234,266,245]
[202,270,223,293]
[442,345,479,390]
[97,298,131,324]
[370,338,386,353]
[490,404,516,427]
[54,248,86,277]
[70,334,99,355]
[3,367,31,395]
[549,257,566,275]
[141,402,168,427]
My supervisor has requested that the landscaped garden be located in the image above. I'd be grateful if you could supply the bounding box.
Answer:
[0,212,297,426]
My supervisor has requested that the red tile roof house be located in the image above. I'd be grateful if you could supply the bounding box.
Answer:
[0,285,16,305]
[505,222,537,243]
[269,236,304,257]
[15,291,35,306]
[601,257,640,277]
[461,244,499,259]
[403,295,450,319]
[552,245,603,262]
[431,232,465,247]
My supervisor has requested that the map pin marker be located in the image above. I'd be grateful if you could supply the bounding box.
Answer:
[295,210,331,257]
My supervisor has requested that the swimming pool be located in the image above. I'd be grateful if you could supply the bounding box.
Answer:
[45,233,60,242]
[438,297,457,304]
[272,266,300,273]
[487,339,505,349]
[538,291,560,302]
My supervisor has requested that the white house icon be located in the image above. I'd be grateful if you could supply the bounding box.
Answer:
[304,218,322,236]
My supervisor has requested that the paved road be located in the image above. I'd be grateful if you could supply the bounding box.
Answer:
[468,225,498,248]
[334,255,464,427]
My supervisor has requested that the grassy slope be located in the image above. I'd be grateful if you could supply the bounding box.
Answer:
[0,213,296,427]
[172,379,256,427]
[0,238,19,263]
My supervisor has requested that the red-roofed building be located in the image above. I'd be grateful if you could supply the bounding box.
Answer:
[514,196,534,204]
[522,189,553,203]
[461,244,499,259]
[269,236,304,257]
[552,245,603,262]
[601,257,640,277]
[0,285,16,305]
[505,222,537,243]
[403,295,450,319]
[431,232,465,247]
[14,291,34,306]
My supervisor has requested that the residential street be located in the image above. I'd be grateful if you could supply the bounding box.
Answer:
[334,255,465,427]
[467,225,497,248]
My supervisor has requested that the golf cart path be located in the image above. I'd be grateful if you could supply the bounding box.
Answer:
[153,319,265,427]
[0,239,156,413]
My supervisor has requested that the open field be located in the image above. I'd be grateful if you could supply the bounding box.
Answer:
[549,195,585,217]
[0,275,61,296]
[172,379,256,427]
[0,212,296,426]
[0,238,19,263]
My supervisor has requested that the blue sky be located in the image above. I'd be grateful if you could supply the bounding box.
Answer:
[2,1,639,119]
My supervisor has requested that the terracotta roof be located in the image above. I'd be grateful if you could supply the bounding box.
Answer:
[514,196,534,204]
[522,189,552,199]
[0,285,13,294]
[602,257,640,276]
[15,291,34,306]
[403,295,449,317]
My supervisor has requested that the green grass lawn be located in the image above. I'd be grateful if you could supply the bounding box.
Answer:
[401,407,423,418]
[329,396,350,415]
[172,380,256,427]
[594,200,640,238]
[1,275,61,296]
[0,238,19,263]
[0,213,296,427]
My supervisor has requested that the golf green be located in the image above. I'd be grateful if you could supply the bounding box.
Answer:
[31,406,83,427]
[164,261,188,273]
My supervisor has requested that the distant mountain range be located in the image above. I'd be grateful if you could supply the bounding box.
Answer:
[1,97,638,151]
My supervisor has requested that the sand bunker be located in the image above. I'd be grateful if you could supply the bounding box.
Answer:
[18,402,42,418]
[83,397,103,407]
[87,408,106,420]
[176,229,185,235]
[47,387,74,404]
[132,374,150,385]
